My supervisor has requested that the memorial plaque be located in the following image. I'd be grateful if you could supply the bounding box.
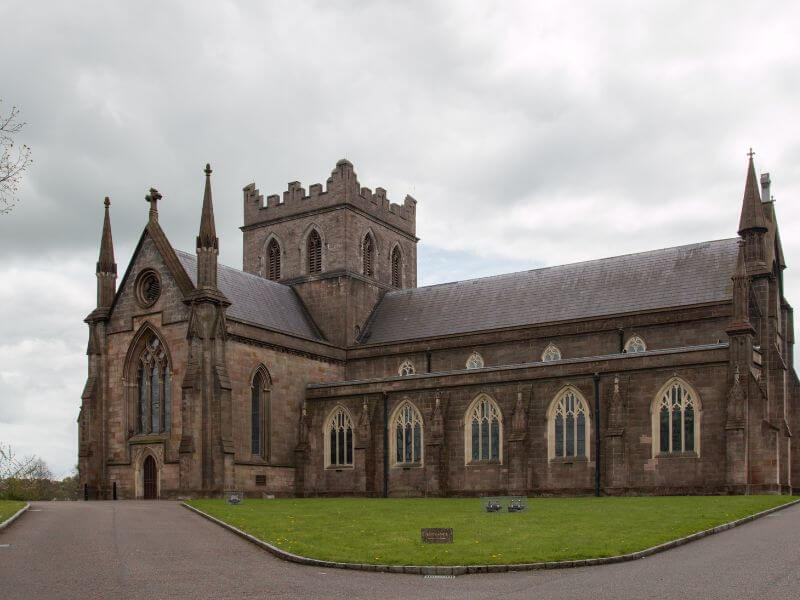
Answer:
[421,528,453,544]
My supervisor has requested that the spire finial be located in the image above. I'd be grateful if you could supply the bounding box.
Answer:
[104,196,110,208]
[748,147,755,159]
[205,163,212,176]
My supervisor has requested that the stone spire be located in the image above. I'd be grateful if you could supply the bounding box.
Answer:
[196,163,219,289]
[96,197,117,308]
[731,240,750,326]
[737,150,768,235]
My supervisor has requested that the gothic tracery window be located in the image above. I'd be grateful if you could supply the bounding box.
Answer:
[548,387,590,459]
[325,406,354,467]
[542,343,561,362]
[307,229,322,274]
[465,394,502,463]
[363,233,375,277]
[653,378,699,455]
[398,360,415,376]
[391,246,402,288]
[393,401,423,465]
[135,334,171,435]
[624,335,646,353]
[466,351,484,369]
[266,238,281,281]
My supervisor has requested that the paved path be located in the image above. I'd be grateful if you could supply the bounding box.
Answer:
[2,500,800,599]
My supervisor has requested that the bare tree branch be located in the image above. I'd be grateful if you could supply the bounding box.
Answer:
[0,100,33,215]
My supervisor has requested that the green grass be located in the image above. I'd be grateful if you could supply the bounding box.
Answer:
[0,500,26,524]
[187,495,797,565]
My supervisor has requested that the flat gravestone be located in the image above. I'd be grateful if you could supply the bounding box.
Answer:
[421,528,453,544]
[224,490,243,505]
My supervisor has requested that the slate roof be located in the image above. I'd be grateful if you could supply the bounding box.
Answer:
[362,238,740,344]
[175,251,322,341]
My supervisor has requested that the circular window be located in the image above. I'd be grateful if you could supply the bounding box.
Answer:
[136,269,161,307]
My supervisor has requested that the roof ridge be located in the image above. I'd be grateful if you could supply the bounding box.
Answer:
[386,237,739,296]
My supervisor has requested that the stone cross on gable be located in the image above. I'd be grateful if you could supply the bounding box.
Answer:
[145,187,162,222]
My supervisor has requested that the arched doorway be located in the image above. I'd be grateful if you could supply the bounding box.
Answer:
[143,455,157,499]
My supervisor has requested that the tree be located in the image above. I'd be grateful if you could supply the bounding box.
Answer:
[0,101,32,215]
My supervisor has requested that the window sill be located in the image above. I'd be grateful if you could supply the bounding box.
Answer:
[549,456,589,464]
[392,462,423,469]
[656,452,699,459]
[128,433,169,444]
[466,460,503,468]
[325,465,355,471]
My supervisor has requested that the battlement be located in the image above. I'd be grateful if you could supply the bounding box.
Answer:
[243,159,417,236]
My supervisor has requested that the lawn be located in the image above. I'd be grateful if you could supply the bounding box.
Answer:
[187,495,796,565]
[0,500,26,524]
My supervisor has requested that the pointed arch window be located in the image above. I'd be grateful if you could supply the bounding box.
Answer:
[307,229,322,274]
[266,238,281,281]
[542,343,561,362]
[548,387,590,459]
[325,406,354,468]
[466,351,484,369]
[392,401,423,465]
[363,233,375,277]
[251,368,271,459]
[135,334,171,435]
[398,360,415,376]
[465,394,502,463]
[653,378,700,456]
[624,335,646,353]
[391,246,402,288]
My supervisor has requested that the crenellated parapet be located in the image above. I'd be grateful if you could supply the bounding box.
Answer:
[243,158,417,236]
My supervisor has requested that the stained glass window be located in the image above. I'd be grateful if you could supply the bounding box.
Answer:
[655,379,698,455]
[393,402,423,465]
[466,352,484,369]
[398,360,415,376]
[134,333,171,435]
[466,395,502,463]
[550,388,590,459]
[624,335,646,353]
[326,406,354,467]
[542,343,561,362]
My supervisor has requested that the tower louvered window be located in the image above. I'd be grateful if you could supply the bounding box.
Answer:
[267,239,281,281]
[391,246,401,288]
[363,234,374,277]
[307,230,322,274]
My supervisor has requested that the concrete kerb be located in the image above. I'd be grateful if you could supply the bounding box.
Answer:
[182,498,800,576]
[0,503,30,531]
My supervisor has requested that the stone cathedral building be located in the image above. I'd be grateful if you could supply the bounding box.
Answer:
[79,155,797,499]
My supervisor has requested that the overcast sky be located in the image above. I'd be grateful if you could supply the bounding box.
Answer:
[1,1,799,478]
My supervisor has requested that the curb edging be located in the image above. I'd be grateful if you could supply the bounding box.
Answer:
[183,498,800,576]
[0,503,30,531]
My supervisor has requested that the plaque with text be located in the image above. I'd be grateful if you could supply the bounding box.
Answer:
[421,527,453,544]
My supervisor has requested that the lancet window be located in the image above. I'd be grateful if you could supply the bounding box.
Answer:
[135,335,171,435]
[654,378,700,455]
[307,229,322,274]
[465,394,502,463]
[391,246,402,288]
[266,238,281,281]
[363,233,375,277]
[251,368,270,458]
[548,387,590,459]
[325,406,354,467]
[393,401,423,465]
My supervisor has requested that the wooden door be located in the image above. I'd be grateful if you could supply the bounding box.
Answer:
[143,455,157,499]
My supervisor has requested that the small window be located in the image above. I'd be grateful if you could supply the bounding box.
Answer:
[363,233,375,277]
[466,351,484,369]
[624,335,646,353]
[391,246,402,288]
[325,406,354,468]
[307,230,322,274]
[398,360,415,376]
[542,343,561,362]
[255,474,266,486]
[392,401,423,465]
[266,238,281,281]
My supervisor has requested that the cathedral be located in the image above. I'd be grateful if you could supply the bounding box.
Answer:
[79,155,797,499]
